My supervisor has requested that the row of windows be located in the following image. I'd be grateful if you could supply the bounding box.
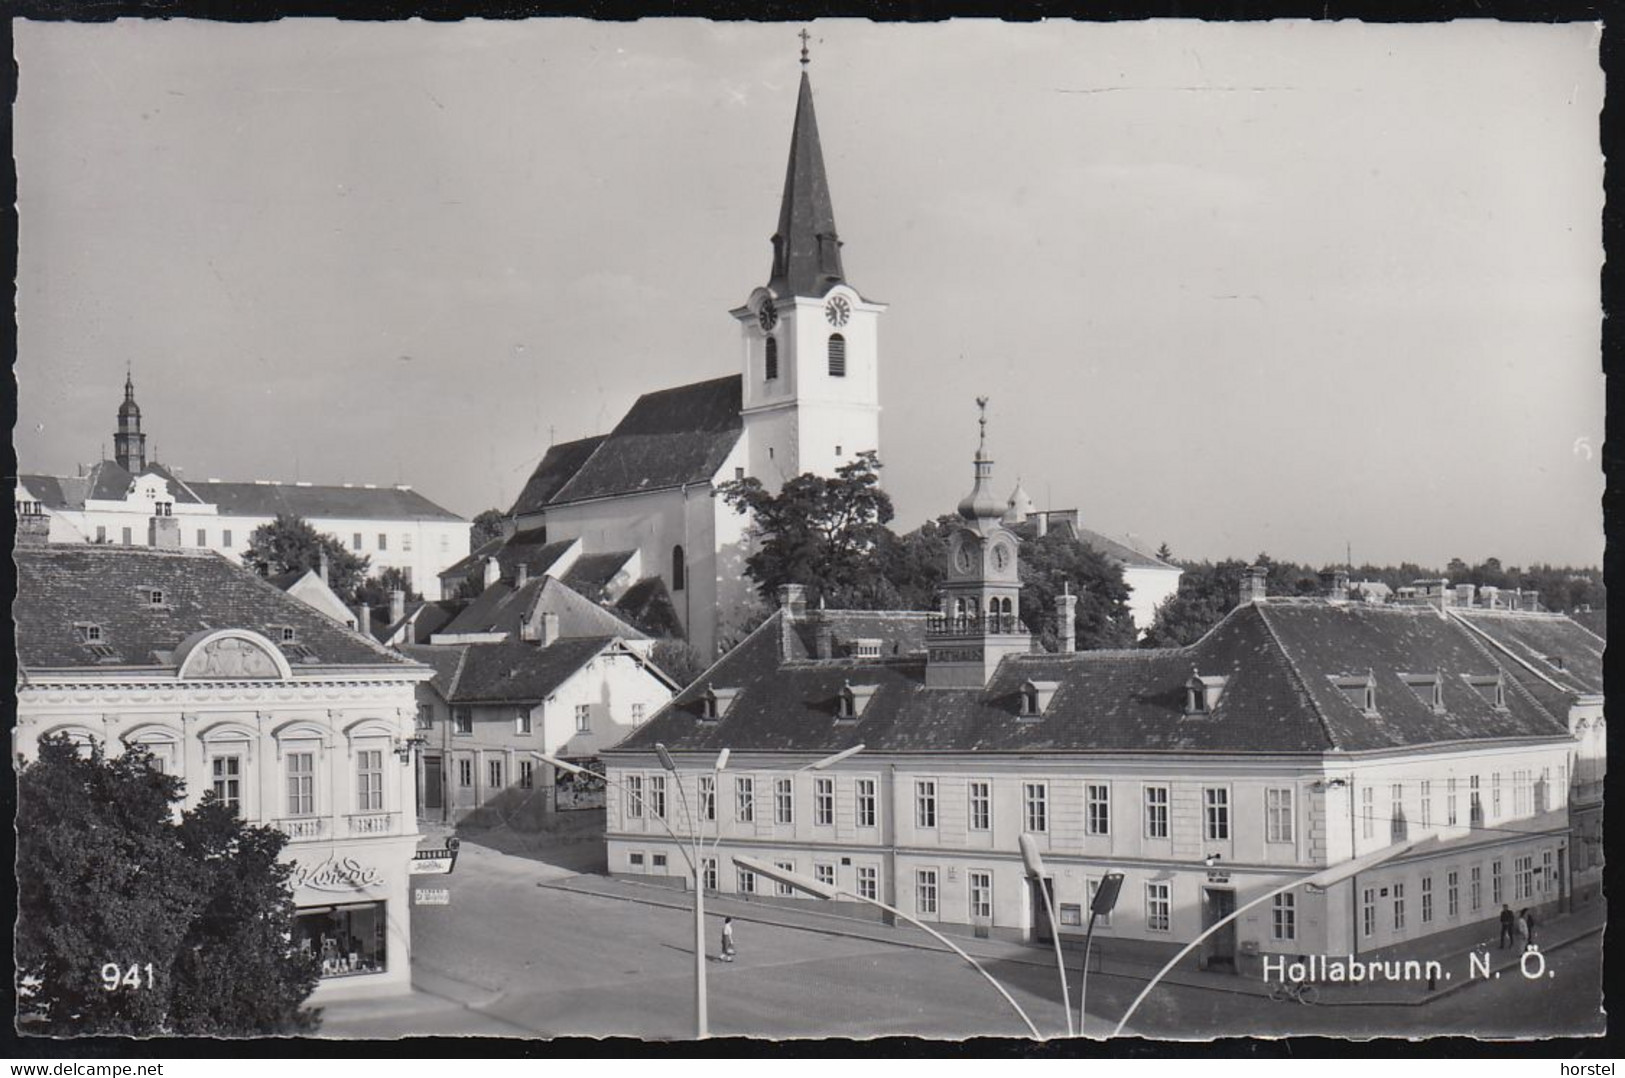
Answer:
[1358,851,1558,937]
[87,525,448,558]
[1357,770,1560,841]
[204,748,388,817]
[761,334,848,381]
[624,776,1297,845]
[450,756,537,791]
[447,703,645,736]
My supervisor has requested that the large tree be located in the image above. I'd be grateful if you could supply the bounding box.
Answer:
[470,508,508,550]
[1017,530,1136,650]
[244,513,369,602]
[17,736,322,1035]
[356,566,424,612]
[720,451,899,609]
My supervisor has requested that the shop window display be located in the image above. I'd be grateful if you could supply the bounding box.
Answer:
[295,902,387,978]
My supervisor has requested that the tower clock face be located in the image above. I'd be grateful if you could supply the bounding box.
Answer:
[757,301,777,331]
[992,543,1011,572]
[954,541,976,574]
[825,295,851,327]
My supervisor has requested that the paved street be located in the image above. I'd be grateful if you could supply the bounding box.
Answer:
[318,838,1605,1041]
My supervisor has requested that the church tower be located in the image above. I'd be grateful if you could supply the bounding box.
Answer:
[114,371,147,473]
[733,34,885,490]
[926,399,1034,688]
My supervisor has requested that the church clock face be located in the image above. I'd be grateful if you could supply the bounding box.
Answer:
[825,295,850,327]
[757,301,777,332]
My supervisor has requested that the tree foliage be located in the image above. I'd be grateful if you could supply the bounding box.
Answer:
[651,637,710,690]
[17,736,321,1035]
[720,451,898,609]
[244,513,369,603]
[470,508,508,551]
[356,566,423,611]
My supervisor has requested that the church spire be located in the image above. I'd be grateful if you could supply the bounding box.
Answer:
[768,33,845,299]
[957,396,1003,528]
[114,367,147,472]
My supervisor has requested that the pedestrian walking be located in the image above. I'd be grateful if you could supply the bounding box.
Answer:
[1499,904,1516,949]
[720,916,736,963]
[1521,908,1536,947]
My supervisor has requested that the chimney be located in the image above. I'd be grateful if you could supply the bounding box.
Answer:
[1056,589,1078,654]
[515,563,529,589]
[318,548,330,587]
[1034,511,1048,538]
[354,603,371,637]
[1455,583,1476,608]
[539,611,560,647]
[484,556,502,589]
[16,513,50,546]
[1320,569,1350,600]
[814,614,834,660]
[778,583,807,659]
[1238,564,1269,607]
[390,588,406,626]
[148,516,182,549]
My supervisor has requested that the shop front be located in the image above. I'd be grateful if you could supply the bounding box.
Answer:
[287,836,414,1000]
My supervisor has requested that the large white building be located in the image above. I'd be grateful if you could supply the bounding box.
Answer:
[13,537,434,1001]
[17,374,470,600]
[601,441,1578,969]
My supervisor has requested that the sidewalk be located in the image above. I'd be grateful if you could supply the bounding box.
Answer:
[539,868,1606,1009]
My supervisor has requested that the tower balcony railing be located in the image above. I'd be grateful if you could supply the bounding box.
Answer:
[927,613,1026,637]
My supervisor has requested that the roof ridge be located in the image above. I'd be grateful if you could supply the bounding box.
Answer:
[447,643,471,698]
[1445,610,1571,724]
[1251,603,1341,751]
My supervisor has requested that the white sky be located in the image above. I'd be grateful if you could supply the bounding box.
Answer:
[13,19,1605,568]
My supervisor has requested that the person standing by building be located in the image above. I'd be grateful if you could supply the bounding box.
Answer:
[720,917,736,963]
[1499,904,1516,949]
[1521,908,1536,948]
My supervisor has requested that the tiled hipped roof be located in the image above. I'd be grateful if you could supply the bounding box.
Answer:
[509,377,743,512]
[611,600,1569,758]
[14,545,418,672]
[400,636,620,705]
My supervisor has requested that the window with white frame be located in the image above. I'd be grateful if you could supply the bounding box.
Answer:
[855,778,877,828]
[916,869,939,916]
[1491,772,1502,818]
[519,759,534,789]
[1469,775,1482,825]
[378,533,387,551]
[458,758,473,788]
[1470,865,1482,911]
[1420,780,1432,828]
[629,851,645,867]
[813,777,834,826]
[1491,860,1503,904]
[1446,869,1459,918]
[515,708,532,735]
[212,754,242,813]
[968,780,991,831]
[1146,882,1171,932]
[1421,875,1434,924]
[815,863,836,888]
[286,751,315,817]
[357,749,385,811]
[968,871,993,920]
[700,775,716,821]
[774,777,793,825]
[1144,786,1169,839]
[774,861,796,897]
[1362,887,1376,937]
[487,757,503,791]
[702,858,718,891]
[1266,787,1294,843]
[1515,855,1533,901]
[735,776,755,823]
[1392,882,1406,930]
[652,853,667,870]
[1542,849,1554,893]
[856,865,878,902]
[1447,777,1458,825]
[1203,787,1230,841]
[403,533,412,552]
[1023,782,1048,833]
[648,774,666,819]
[353,533,363,551]
[631,702,646,724]
[1361,786,1375,839]
[737,867,756,894]
[454,707,473,735]
[1514,770,1531,815]
[1536,767,1550,813]
[1271,893,1296,940]
[626,774,645,818]
[575,705,591,733]
[1086,783,1110,836]
[1390,783,1405,840]
[916,780,938,829]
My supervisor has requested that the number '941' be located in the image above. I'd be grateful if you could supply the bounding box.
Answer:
[101,963,154,991]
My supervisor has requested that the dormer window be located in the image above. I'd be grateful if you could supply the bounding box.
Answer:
[1185,673,1228,715]
[146,588,165,606]
[836,681,878,720]
[280,626,298,643]
[699,686,739,722]
[1330,673,1377,715]
[1464,673,1509,712]
[1018,679,1059,719]
[77,623,103,644]
[1401,673,1446,714]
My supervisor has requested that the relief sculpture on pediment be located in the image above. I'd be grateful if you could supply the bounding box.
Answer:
[193,636,280,678]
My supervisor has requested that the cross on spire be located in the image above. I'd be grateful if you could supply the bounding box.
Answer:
[799,27,811,66]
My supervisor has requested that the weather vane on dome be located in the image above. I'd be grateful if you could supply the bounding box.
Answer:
[975,395,989,454]
[799,28,811,67]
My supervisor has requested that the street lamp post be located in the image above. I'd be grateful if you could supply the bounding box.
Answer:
[1077,871,1123,1038]
[734,854,1043,1040]
[1110,840,1416,1037]
[1018,835,1072,1037]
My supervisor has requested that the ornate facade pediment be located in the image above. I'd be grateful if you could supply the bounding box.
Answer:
[175,629,292,681]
